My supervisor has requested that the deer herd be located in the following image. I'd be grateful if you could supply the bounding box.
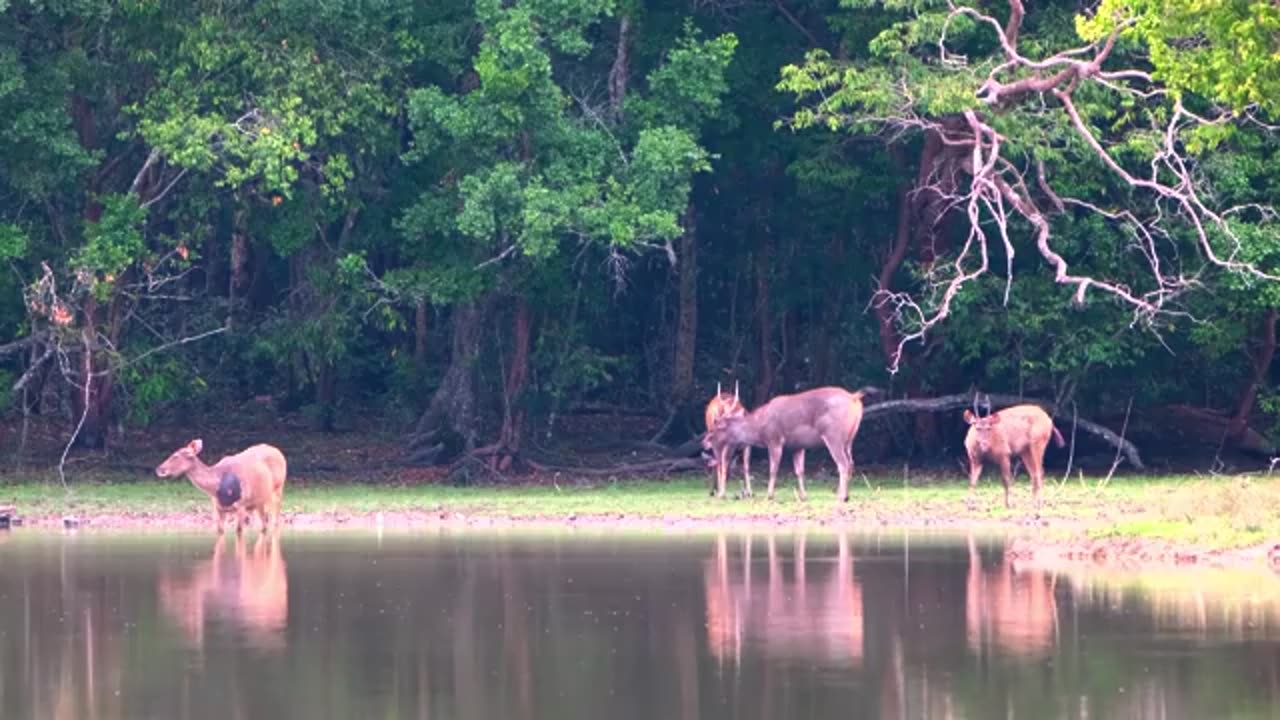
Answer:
[152,384,1062,536]
[701,383,1064,510]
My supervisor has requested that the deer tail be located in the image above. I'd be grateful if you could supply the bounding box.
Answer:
[1052,425,1065,448]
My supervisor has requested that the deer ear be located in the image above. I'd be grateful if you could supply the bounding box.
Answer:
[963,410,976,425]
[187,439,203,454]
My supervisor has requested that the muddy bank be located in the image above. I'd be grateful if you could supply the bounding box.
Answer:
[5,505,1278,573]
[1005,535,1280,573]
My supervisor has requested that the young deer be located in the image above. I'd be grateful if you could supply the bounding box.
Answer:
[963,404,1064,509]
[703,386,870,503]
[156,439,288,534]
[703,381,752,498]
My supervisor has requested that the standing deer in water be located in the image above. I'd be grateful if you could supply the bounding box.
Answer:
[156,439,288,534]
[703,381,752,499]
[963,404,1064,509]
[703,386,871,503]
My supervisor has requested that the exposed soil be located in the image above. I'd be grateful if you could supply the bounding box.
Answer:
[5,503,1277,575]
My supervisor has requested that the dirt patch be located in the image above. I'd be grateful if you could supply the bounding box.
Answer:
[1005,535,1280,572]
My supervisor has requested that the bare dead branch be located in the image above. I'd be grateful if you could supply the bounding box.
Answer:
[773,0,820,47]
[129,148,162,196]
[139,167,189,209]
[474,244,518,270]
[836,1,1280,374]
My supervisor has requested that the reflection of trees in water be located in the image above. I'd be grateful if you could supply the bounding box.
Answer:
[0,539,127,719]
[1065,568,1280,640]
[157,533,289,653]
[699,530,1280,719]
[8,533,1280,718]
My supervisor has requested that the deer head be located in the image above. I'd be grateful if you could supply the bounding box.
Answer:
[156,439,204,478]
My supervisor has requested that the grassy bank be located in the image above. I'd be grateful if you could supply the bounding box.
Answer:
[1,471,1278,551]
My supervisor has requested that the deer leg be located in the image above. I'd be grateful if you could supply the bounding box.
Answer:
[997,455,1013,509]
[1026,444,1047,511]
[822,435,851,503]
[766,444,783,501]
[211,500,225,535]
[740,447,753,499]
[966,454,983,507]
[792,448,808,502]
[234,506,247,536]
[839,444,853,503]
[711,466,720,498]
[715,447,730,500]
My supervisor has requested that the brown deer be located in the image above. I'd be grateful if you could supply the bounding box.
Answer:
[703,386,870,502]
[156,439,288,534]
[703,381,752,498]
[963,404,1064,509]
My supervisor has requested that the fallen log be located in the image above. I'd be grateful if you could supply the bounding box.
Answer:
[863,393,1145,470]
[1157,404,1276,456]
[528,457,705,478]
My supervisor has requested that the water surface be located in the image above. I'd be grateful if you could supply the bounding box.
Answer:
[1,528,1279,719]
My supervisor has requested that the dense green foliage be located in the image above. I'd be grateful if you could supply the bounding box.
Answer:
[2,0,1279,465]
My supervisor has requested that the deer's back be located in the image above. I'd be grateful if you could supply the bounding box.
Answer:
[214,444,288,506]
[994,405,1054,452]
[757,386,864,436]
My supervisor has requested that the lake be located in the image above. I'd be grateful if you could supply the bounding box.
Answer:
[1,528,1278,719]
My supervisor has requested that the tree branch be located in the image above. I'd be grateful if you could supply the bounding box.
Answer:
[863,392,1145,469]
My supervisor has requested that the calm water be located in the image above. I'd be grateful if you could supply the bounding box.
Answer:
[2,529,1280,719]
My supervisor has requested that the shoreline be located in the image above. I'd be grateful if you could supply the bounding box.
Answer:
[7,504,1279,573]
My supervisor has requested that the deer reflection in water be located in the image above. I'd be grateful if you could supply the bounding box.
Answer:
[158,532,289,652]
[964,533,1059,659]
[704,531,864,667]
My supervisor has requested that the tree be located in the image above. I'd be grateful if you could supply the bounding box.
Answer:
[387,1,736,468]
[778,0,1280,377]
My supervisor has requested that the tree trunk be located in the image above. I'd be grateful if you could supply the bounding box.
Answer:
[414,299,430,376]
[754,228,774,404]
[68,92,113,449]
[228,194,249,327]
[814,232,844,382]
[315,362,336,432]
[1229,308,1279,443]
[492,297,532,472]
[410,300,486,465]
[650,205,700,444]
[672,204,698,407]
[23,346,52,416]
[70,302,113,450]
[608,16,630,121]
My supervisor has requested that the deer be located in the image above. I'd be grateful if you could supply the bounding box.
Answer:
[703,381,753,499]
[963,403,1064,509]
[703,386,872,503]
[156,439,288,535]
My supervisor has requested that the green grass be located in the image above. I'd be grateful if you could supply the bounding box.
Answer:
[1,471,1279,550]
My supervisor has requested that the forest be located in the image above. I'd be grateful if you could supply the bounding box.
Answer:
[2,0,1280,479]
